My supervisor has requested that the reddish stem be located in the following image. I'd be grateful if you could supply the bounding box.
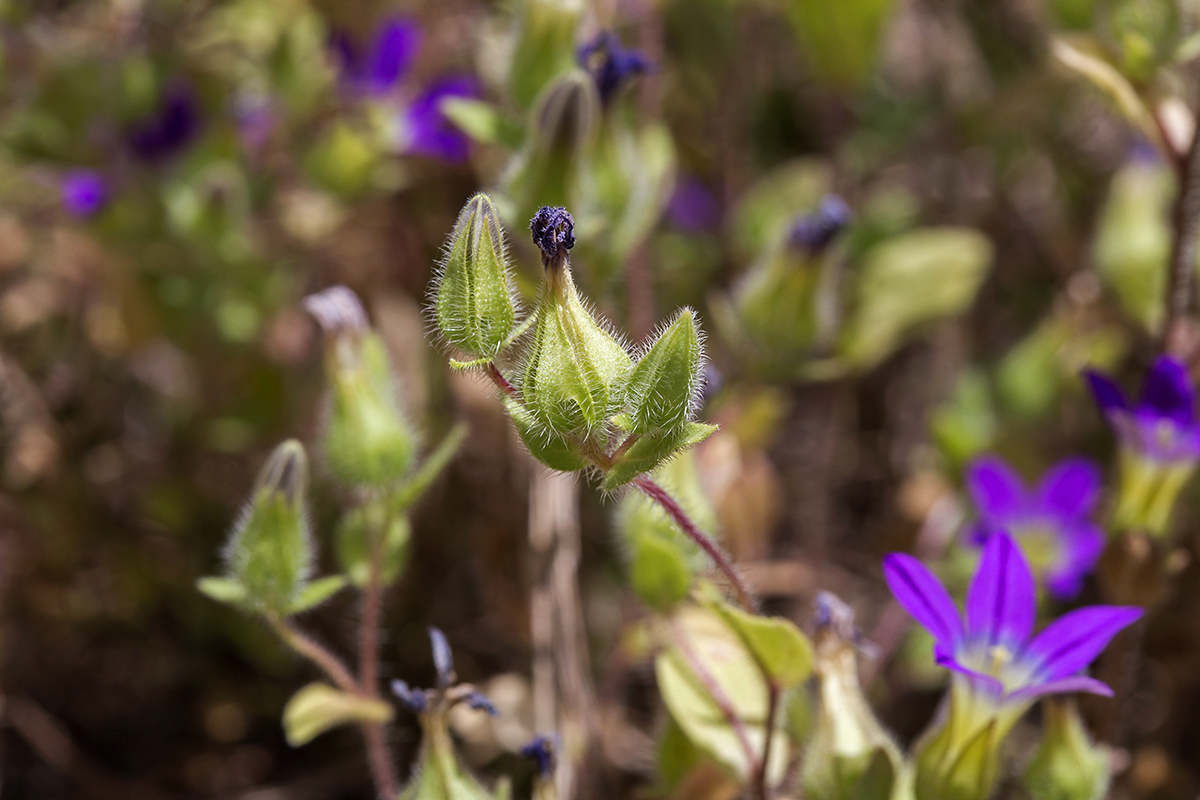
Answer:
[632,475,757,612]
[486,362,521,400]
[358,532,399,800]
[756,684,780,800]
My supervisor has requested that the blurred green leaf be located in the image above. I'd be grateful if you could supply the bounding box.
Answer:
[282,683,393,746]
[731,158,831,260]
[631,530,694,611]
[707,600,814,687]
[287,575,348,614]
[789,0,896,88]
[930,368,995,470]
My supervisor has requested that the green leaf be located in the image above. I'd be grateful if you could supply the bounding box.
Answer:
[287,575,348,614]
[707,600,814,687]
[1051,37,1157,142]
[655,606,789,784]
[789,0,896,87]
[392,423,470,512]
[281,683,393,746]
[838,228,992,369]
[439,98,504,145]
[602,422,717,491]
[196,576,249,608]
[630,530,694,611]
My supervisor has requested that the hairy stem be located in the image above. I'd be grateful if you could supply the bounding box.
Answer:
[486,362,521,400]
[268,615,359,693]
[632,475,757,612]
[669,618,760,778]
[1163,104,1200,356]
[358,521,399,800]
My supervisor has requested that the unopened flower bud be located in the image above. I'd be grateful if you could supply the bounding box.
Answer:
[621,308,703,434]
[224,439,313,613]
[305,286,417,488]
[803,593,910,800]
[1024,700,1110,800]
[789,195,853,254]
[509,0,584,109]
[433,193,519,359]
[518,208,632,436]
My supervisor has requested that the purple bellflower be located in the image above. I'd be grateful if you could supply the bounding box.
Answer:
[60,170,110,217]
[127,84,200,162]
[1085,356,1200,535]
[400,77,477,162]
[577,32,652,105]
[884,533,1140,800]
[965,455,1104,599]
[789,194,853,253]
[330,17,421,96]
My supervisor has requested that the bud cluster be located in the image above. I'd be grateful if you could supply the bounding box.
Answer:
[432,195,716,489]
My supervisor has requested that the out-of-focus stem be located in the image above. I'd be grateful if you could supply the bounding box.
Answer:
[358,518,399,800]
[632,474,757,612]
[486,362,521,400]
[669,617,760,777]
[1163,103,1200,356]
[756,684,780,800]
[268,615,359,693]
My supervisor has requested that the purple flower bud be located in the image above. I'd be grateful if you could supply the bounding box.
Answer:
[331,18,421,95]
[530,206,575,270]
[127,83,200,162]
[519,734,558,779]
[577,32,651,105]
[464,691,499,716]
[788,194,853,253]
[667,177,721,233]
[60,170,109,217]
[391,679,427,712]
[429,627,455,687]
[402,77,477,162]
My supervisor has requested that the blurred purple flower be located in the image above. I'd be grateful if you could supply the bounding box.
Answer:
[885,531,1139,708]
[1085,356,1200,463]
[331,17,421,95]
[127,84,200,162]
[965,455,1104,599]
[60,170,109,217]
[401,77,477,162]
[789,194,852,253]
[667,177,720,232]
[577,32,651,105]
[234,95,276,156]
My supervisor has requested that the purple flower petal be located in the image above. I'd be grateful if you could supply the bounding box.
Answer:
[883,553,963,649]
[1008,675,1114,702]
[1084,370,1129,416]
[966,533,1035,647]
[1139,356,1195,425]
[1024,606,1142,681]
[668,177,721,233]
[1035,457,1101,519]
[966,456,1026,520]
[404,77,477,162]
[60,170,109,217]
[365,18,421,93]
[127,83,200,162]
[1043,522,1105,600]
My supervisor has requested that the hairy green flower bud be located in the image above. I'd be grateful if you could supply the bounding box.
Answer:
[508,0,584,110]
[501,72,598,225]
[1024,700,1110,800]
[224,439,314,613]
[518,207,632,436]
[433,194,519,360]
[305,286,417,487]
[804,593,911,800]
[619,308,703,434]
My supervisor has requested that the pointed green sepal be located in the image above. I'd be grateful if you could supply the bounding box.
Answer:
[504,397,589,472]
[433,194,519,360]
[282,683,394,747]
[602,422,717,491]
[623,308,704,434]
[1024,700,1110,800]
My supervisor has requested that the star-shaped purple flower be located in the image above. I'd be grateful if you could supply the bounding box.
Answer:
[400,77,477,162]
[965,455,1105,599]
[330,17,421,96]
[1085,356,1200,463]
[60,170,109,217]
[884,533,1139,708]
[577,32,652,105]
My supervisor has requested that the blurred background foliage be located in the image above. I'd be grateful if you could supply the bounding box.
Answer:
[3,0,1200,798]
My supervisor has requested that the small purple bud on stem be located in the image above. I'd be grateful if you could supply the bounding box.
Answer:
[519,734,559,779]
[530,206,576,270]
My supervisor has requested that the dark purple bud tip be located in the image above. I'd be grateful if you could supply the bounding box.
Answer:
[429,627,455,687]
[464,691,499,716]
[519,734,558,779]
[530,206,575,269]
[788,194,853,254]
[391,679,427,712]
